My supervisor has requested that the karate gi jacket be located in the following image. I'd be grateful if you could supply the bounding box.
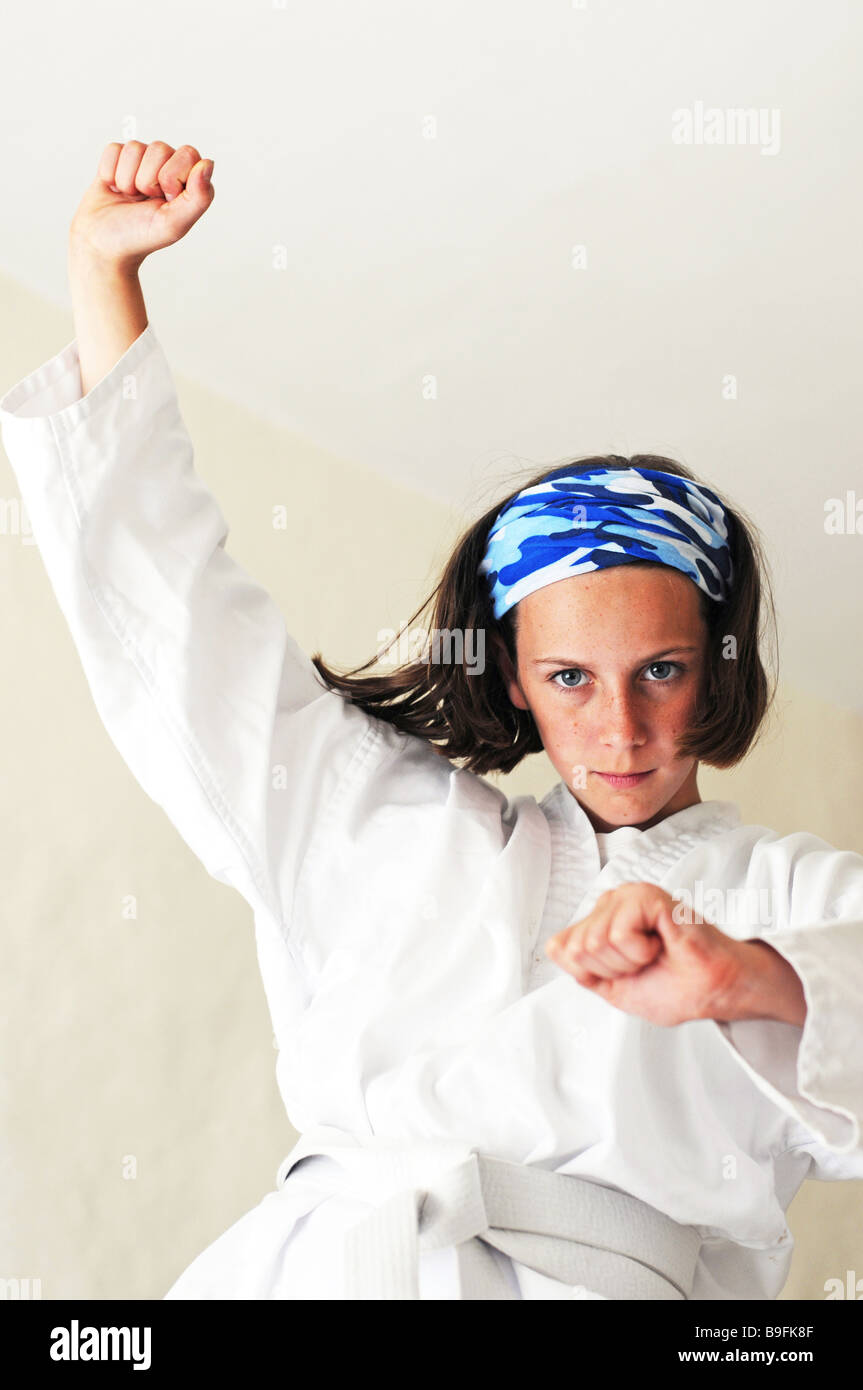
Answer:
[2,323,862,1300]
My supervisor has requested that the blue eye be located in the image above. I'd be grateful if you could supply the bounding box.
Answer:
[550,668,587,690]
[644,661,680,681]
[549,662,684,692]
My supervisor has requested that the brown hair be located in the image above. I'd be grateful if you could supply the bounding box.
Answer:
[310,454,778,776]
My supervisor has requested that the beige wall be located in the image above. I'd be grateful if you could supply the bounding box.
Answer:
[1,273,860,1301]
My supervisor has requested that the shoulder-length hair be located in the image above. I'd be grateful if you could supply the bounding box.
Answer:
[310,454,778,776]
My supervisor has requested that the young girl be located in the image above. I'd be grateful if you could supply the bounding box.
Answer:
[2,140,862,1302]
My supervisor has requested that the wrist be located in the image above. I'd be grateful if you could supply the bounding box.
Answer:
[66,237,149,396]
[68,232,145,282]
[717,939,807,1026]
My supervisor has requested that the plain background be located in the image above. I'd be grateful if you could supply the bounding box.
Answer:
[1,0,862,1299]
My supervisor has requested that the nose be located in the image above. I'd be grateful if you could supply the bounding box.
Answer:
[591,686,648,752]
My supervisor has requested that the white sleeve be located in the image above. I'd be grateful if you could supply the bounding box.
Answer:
[0,322,378,949]
[707,841,863,1173]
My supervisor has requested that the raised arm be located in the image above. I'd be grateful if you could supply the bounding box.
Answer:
[68,140,211,392]
[0,140,378,957]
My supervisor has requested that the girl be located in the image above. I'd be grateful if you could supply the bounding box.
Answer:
[2,140,862,1301]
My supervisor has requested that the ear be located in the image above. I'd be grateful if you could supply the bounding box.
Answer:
[491,633,530,712]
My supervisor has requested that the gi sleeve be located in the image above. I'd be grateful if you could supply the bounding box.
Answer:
[708,841,863,1173]
[0,322,378,948]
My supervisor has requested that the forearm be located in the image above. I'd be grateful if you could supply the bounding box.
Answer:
[67,239,149,396]
[719,939,808,1026]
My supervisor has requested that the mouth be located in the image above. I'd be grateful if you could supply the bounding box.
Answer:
[593,770,655,788]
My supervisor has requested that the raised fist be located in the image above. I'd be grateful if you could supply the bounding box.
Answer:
[69,140,215,271]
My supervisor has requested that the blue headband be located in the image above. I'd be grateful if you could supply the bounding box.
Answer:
[478,465,733,621]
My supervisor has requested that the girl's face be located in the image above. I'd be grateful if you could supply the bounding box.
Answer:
[496,565,709,834]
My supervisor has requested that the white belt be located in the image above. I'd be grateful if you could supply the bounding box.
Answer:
[276,1127,702,1300]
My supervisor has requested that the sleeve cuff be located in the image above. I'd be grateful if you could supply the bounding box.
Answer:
[709,923,863,1154]
[0,321,157,431]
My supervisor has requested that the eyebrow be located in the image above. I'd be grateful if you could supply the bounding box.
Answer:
[532,645,700,666]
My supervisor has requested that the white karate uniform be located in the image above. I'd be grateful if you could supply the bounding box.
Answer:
[2,323,863,1302]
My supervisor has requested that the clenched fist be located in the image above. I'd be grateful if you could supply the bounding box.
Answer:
[69,140,215,272]
[544,881,745,1027]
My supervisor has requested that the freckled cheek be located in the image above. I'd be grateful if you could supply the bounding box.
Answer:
[534,701,582,752]
[660,690,701,748]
